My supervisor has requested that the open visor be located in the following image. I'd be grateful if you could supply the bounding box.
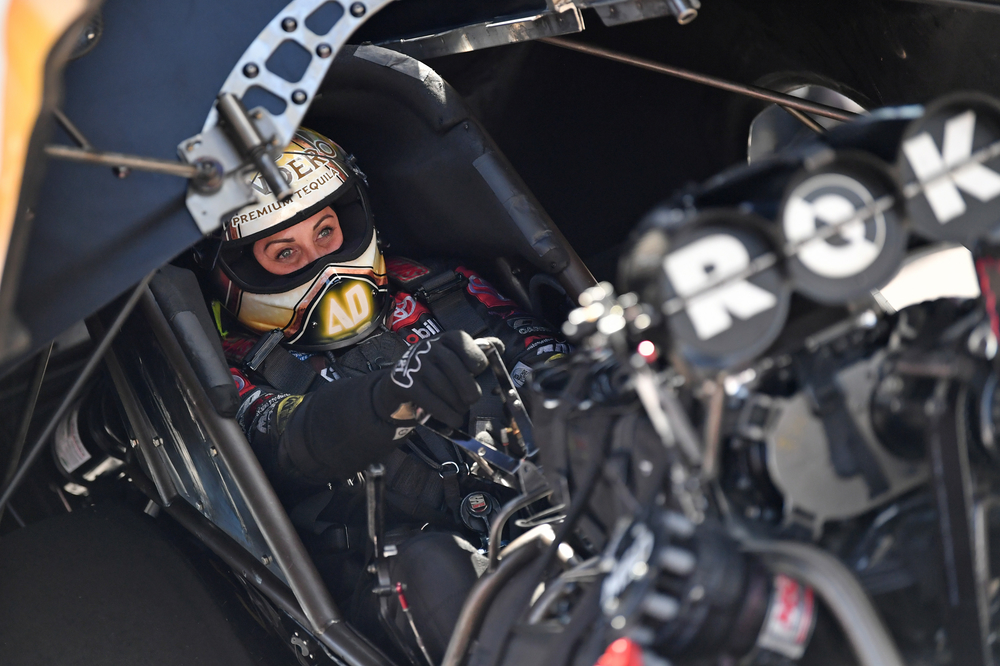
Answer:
[219,178,374,294]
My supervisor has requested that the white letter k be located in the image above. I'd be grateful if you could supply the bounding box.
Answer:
[902,110,1000,224]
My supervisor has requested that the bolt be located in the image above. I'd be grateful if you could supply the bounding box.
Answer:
[641,593,680,622]
[350,2,366,17]
[658,547,696,575]
[281,17,297,32]
[196,501,204,511]
[261,554,273,565]
[209,447,218,457]
[316,43,332,58]
[291,89,307,104]
[242,62,259,78]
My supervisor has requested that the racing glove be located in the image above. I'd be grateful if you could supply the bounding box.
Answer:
[372,331,493,429]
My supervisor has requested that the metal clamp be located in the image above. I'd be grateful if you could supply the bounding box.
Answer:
[179,103,282,234]
[476,338,537,457]
[216,93,292,201]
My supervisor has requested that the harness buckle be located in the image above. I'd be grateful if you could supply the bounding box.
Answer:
[243,328,285,372]
[438,461,460,478]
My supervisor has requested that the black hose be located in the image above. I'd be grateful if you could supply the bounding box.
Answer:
[487,486,552,572]
[743,539,905,666]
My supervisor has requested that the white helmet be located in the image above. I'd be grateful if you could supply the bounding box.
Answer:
[212,128,388,350]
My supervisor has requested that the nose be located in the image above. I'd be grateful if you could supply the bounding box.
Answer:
[304,244,324,264]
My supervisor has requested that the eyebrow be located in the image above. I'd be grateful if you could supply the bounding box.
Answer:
[313,214,335,230]
[263,237,293,251]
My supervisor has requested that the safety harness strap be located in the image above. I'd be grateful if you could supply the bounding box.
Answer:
[418,270,489,337]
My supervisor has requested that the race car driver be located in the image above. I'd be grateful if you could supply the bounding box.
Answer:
[206,127,566,661]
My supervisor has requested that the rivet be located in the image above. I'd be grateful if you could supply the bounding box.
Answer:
[291,90,307,104]
[281,17,297,32]
[350,2,366,17]
[316,43,332,58]
[243,62,259,78]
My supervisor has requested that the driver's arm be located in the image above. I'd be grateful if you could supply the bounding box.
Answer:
[231,331,488,493]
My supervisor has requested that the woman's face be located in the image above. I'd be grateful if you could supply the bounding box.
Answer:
[252,206,344,275]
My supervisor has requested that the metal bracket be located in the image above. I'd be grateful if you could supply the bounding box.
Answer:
[178,109,279,234]
[590,0,701,26]
[378,2,585,60]
[180,0,396,234]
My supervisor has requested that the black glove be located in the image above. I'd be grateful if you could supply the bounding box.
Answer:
[373,331,492,429]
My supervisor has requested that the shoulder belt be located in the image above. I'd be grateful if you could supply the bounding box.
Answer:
[387,256,487,337]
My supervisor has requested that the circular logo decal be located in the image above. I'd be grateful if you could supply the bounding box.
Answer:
[780,158,906,304]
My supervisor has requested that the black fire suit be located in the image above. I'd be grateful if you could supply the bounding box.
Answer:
[218,257,566,660]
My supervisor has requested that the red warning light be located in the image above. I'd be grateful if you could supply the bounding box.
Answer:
[596,638,642,666]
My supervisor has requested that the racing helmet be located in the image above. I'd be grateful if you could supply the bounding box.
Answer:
[213,128,388,351]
